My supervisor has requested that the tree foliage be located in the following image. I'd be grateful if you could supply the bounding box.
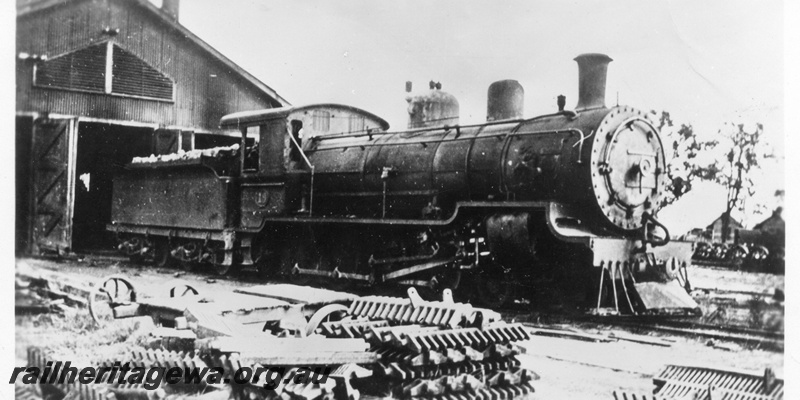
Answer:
[651,111,708,207]
[692,122,773,238]
[655,113,774,240]
[655,113,775,240]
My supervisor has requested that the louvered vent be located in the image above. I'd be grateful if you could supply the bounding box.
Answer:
[34,43,106,93]
[33,42,174,102]
[111,44,173,101]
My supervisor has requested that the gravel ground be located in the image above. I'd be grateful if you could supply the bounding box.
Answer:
[15,256,786,398]
[688,264,785,293]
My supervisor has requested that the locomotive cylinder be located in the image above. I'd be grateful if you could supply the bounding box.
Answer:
[575,53,612,110]
[487,80,524,121]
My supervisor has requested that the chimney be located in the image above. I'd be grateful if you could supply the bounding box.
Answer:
[162,0,180,21]
[486,80,524,121]
[574,53,612,110]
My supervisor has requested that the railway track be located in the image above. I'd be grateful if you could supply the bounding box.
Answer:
[601,319,783,350]
[30,253,786,353]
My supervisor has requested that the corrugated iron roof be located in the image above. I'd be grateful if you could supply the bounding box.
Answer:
[17,0,290,108]
[220,103,390,130]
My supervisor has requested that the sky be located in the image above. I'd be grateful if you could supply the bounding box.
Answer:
[161,0,786,230]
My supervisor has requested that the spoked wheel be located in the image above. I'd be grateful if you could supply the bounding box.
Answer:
[251,234,280,280]
[750,246,769,261]
[730,248,748,260]
[206,245,235,276]
[152,240,176,269]
[285,227,322,286]
[304,303,349,337]
[475,267,514,308]
[123,236,145,264]
[88,275,137,326]
[179,260,196,273]
[418,267,462,301]
[165,281,199,298]
[327,235,365,291]
[210,259,233,276]
[433,268,461,292]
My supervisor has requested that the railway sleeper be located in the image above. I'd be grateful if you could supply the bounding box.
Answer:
[361,324,529,353]
[400,367,536,397]
[373,357,521,381]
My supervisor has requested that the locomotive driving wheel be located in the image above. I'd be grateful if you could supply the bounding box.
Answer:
[475,264,514,308]
[418,266,462,301]
[249,231,281,280]
[327,232,366,291]
[284,227,322,286]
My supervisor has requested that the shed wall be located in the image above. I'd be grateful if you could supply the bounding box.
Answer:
[16,0,278,132]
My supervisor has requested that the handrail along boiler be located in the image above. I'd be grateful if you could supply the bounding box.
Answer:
[108,53,698,314]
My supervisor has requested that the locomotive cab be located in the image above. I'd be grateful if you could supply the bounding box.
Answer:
[221,104,392,218]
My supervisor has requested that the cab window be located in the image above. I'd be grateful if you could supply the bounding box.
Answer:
[243,125,260,171]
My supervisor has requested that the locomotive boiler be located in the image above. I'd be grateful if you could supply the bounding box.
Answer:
[108,53,699,314]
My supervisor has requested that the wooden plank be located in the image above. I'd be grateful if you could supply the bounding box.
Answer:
[526,326,614,343]
[608,331,672,347]
[240,351,377,366]
[140,292,294,322]
[150,327,197,340]
[184,305,240,338]
[234,284,357,305]
[205,336,370,354]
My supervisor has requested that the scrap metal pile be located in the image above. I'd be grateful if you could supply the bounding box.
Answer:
[18,270,538,400]
[613,364,784,400]
[130,143,240,164]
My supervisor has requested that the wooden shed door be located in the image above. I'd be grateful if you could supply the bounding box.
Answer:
[30,118,76,254]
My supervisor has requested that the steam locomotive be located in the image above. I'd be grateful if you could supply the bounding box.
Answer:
[108,53,699,314]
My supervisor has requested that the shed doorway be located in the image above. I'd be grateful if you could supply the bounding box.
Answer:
[72,122,154,251]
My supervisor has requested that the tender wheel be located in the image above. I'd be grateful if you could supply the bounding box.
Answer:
[206,246,235,276]
[88,275,137,326]
[211,261,232,276]
[123,236,145,263]
[475,267,514,308]
[153,240,175,269]
[180,260,196,272]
